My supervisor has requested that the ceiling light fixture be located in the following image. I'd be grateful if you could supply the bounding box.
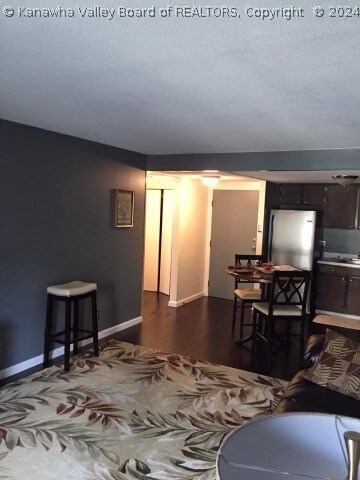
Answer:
[201,176,221,187]
[332,175,359,187]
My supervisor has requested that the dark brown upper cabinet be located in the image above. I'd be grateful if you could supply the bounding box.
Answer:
[280,184,302,205]
[324,185,359,229]
[280,184,326,207]
[303,185,326,206]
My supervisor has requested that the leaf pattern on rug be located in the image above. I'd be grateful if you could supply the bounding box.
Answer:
[56,396,126,429]
[0,340,287,479]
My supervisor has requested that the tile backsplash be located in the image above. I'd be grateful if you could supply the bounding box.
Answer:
[323,228,360,256]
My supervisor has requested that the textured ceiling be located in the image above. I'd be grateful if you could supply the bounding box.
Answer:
[1,3,360,154]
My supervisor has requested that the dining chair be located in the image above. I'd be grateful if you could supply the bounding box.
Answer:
[232,254,265,343]
[251,270,311,367]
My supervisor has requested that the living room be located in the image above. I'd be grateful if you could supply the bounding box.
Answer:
[1,5,359,479]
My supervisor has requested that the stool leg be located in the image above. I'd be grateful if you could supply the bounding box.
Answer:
[73,300,79,355]
[43,294,53,369]
[232,295,237,331]
[64,299,71,372]
[91,292,99,357]
[239,301,245,340]
[299,317,306,368]
[251,308,257,355]
[267,317,274,370]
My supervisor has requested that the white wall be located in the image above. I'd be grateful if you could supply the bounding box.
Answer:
[172,177,208,306]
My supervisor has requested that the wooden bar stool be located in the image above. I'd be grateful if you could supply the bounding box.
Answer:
[251,270,311,368]
[43,281,99,372]
[232,254,264,343]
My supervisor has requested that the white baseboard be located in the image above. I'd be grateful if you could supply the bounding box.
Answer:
[168,291,204,308]
[0,316,143,381]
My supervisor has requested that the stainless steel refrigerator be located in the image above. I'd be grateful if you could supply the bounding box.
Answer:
[268,209,317,271]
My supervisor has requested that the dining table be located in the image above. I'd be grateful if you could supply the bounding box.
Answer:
[226,265,275,286]
[227,264,302,290]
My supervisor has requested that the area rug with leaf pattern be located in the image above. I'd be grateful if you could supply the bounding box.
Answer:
[0,340,287,479]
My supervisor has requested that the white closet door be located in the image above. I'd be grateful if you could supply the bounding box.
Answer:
[159,190,174,295]
[143,190,161,291]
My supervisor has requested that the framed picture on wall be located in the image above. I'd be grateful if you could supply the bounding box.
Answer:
[115,189,134,227]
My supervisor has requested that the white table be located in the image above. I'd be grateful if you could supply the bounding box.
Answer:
[217,413,360,479]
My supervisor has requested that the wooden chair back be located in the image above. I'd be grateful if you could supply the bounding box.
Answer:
[235,254,264,266]
[234,254,265,287]
[268,270,311,316]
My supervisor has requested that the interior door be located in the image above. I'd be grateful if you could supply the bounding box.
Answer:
[143,190,161,291]
[159,190,174,295]
[209,190,259,299]
[143,189,174,294]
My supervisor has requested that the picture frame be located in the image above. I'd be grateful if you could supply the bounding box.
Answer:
[115,189,134,228]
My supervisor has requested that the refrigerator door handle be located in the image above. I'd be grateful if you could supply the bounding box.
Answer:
[269,214,275,262]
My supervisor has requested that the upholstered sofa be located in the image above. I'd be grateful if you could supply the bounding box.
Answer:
[275,334,360,419]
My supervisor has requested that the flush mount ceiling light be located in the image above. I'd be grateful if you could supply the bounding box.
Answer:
[201,175,221,187]
[146,174,164,183]
[332,175,359,187]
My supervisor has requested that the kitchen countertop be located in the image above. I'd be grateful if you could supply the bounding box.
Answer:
[318,258,360,269]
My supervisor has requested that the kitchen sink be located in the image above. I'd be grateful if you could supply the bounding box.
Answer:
[339,258,360,265]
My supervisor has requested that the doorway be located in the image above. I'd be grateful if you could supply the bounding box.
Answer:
[143,189,174,295]
[208,190,259,299]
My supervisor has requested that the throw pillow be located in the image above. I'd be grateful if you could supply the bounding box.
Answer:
[304,329,360,401]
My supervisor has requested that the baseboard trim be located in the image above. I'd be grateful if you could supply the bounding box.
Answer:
[0,316,143,381]
[168,291,204,308]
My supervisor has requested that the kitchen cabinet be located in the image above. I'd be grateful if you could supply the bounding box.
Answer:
[280,184,302,205]
[316,264,360,315]
[303,185,326,206]
[324,185,359,229]
[280,184,326,207]
[316,267,346,313]
[346,276,360,315]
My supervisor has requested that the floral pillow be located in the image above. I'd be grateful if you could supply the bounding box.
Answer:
[304,329,360,401]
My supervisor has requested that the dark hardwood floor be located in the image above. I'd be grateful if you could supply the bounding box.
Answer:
[119,291,302,381]
[0,291,303,388]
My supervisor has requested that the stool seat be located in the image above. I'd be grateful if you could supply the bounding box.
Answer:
[234,288,262,300]
[47,281,97,297]
[254,302,302,316]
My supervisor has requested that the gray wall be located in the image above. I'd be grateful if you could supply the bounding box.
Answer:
[0,120,146,371]
[147,149,360,171]
[324,229,360,255]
